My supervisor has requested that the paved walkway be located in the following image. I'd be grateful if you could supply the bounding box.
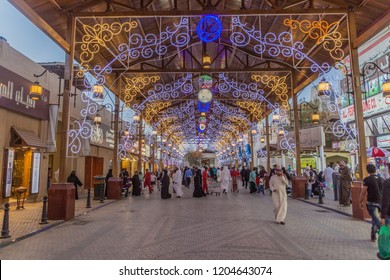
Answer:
[0,184,378,260]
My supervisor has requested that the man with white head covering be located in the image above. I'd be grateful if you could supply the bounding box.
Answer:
[172,167,184,198]
[269,165,288,224]
[323,164,334,189]
[220,166,231,194]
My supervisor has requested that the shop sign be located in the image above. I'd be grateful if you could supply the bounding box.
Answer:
[3,149,14,198]
[340,93,390,123]
[300,157,316,169]
[0,66,50,120]
[278,127,325,150]
[90,123,115,149]
[377,134,390,148]
[30,152,41,194]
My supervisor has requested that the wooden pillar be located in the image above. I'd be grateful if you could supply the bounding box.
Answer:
[59,15,75,182]
[292,72,301,175]
[348,11,367,179]
[265,113,271,174]
[112,76,120,177]
[151,135,156,172]
[137,113,143,172]
[250,130,254,169]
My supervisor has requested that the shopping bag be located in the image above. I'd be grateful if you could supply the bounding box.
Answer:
[378,225,390,259]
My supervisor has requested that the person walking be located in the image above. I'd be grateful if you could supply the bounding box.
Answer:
[144,169,153,194]
[184,167,193,189]
[249,167,257,193]
[231,167,240,192]
[339,161,352,206]
[323,164,334,189]
[161,169,172,199]
[104,169,113,198]
[202,167,209,195]
[193,169,206,197]
[303,166,315,198]
[269,165,288,224]
[131,171,141,196]
[67,171,83,200]
[220,166,231,194]
[172,168,183,198]
[360,164,384,242]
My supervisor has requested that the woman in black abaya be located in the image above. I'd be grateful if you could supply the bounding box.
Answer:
[193,169,206,198]
[131,171,141,196]
[161,169,172,199]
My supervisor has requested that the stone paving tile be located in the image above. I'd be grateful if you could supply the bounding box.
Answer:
[0,191,115,247]
[0,185,379,260]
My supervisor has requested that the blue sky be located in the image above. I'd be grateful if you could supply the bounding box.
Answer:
[0,0,64,62]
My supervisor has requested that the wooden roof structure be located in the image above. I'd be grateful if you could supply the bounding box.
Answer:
[8,0,390,153]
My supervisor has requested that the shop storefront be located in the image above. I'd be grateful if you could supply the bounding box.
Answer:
[0,63,49,203]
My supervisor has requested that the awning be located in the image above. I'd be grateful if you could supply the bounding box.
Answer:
[11,126,47,148]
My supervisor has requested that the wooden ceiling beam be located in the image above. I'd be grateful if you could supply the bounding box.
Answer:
[8,0,70,53]
[73,7,350,18]
[119,68,291,74]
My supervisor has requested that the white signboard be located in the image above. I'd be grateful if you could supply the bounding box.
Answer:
[31,152,41,194]
[4,149,14,197]
[340,94,390,123]
[377,135,390,148]
[278,126,325,150]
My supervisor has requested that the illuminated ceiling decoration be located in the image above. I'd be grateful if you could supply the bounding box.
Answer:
[78,21,138,77]
[230,16,331,73]
[124,75,160,106]
[251,75,289,109]
[68,13,358,158]
[118,17,190,60]
[218,73,264,100]
[283,19,344,61]
[198,74,213,89]
[135,74,193,111]
[235,101,263,121]
[197,15,223,43]
[144,102,171,122]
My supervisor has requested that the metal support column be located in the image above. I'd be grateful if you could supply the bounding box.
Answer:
[59,14,75,182]
[265,115,271,174]
[250,131,254,169]
[348,11,368,179]
[292,72,301,175]
[112,75,120,177]
[137,113,143,173]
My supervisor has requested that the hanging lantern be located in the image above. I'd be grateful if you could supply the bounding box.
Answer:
[251,129,257,135]
[272,113,280,122]
[260,136,265,143]
[29,82,43,101]
[152,130,158,135]
[94,114,102,126]
[202,54,211,69]
[278,130,285,137]
[318,79,330,96]
[93,84,104,100]
[382,79,390,98]
[311,112,320,124]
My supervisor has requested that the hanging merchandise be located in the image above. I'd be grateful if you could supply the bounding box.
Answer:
[198,74,213,89]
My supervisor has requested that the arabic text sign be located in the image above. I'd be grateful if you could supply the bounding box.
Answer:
[377,135,390,148]
[0,65,50,120]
